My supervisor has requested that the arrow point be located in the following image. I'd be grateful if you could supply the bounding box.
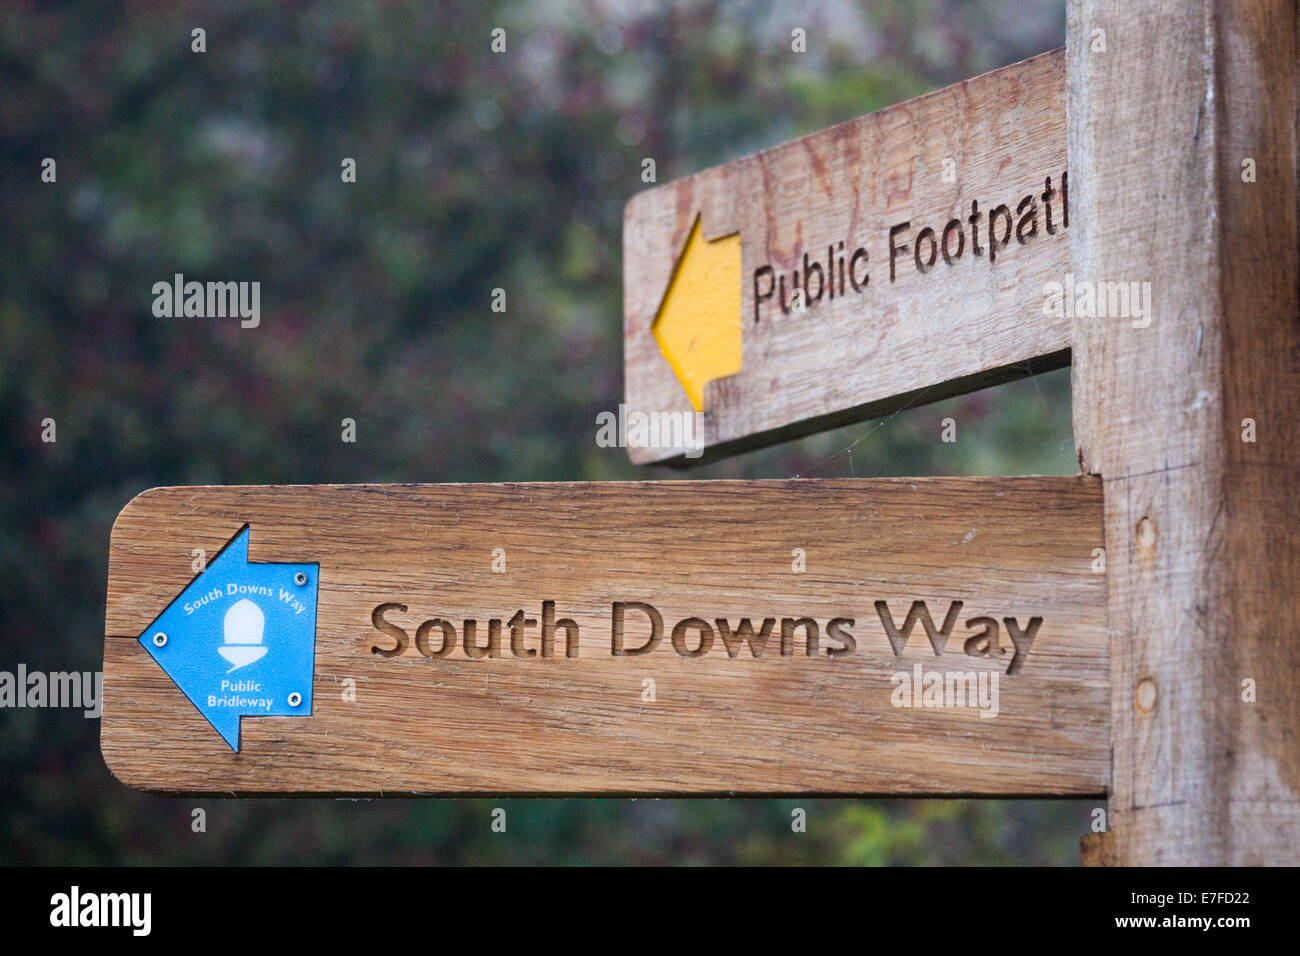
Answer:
[137,524,317,753]
[651,214,742,411]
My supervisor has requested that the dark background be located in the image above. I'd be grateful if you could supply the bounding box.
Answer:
[1,0,1091,864]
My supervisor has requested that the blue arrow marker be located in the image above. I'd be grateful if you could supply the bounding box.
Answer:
[137,526,318,751]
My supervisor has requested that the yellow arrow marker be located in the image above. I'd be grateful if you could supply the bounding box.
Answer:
[651,215,741,411]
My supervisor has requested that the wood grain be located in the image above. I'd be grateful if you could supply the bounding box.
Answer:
[102,478,1108,795]
[624,48,1070,465]
[1068,0,1300,863]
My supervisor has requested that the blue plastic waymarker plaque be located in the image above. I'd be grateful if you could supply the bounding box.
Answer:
[137,526,318,750]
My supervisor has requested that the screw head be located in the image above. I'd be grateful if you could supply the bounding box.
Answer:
[152,632,168,648]
[294,571,308,586]
[288,692,303,707]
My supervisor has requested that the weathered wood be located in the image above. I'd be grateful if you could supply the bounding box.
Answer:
[624,48,1070,465]
[1068,0,1300,863]
[1078,830,1116,867]
[102,478,1108,795]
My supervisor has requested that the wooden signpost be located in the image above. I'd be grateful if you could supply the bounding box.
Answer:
[624,48,1069,464]
[103,478,1106,794]
[101,3,1300,863]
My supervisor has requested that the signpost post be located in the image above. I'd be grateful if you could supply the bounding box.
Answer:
[100,5,1300,863]
[1067,0,1300,866]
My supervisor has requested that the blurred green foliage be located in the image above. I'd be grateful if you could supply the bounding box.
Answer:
[0,0,1087,864]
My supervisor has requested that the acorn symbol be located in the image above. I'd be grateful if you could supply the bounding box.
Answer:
[218,598,269,672]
